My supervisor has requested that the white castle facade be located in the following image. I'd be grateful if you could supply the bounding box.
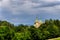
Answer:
[34,17,42,28]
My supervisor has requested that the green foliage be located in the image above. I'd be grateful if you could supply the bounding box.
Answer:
[0,26,15,40]
[0,19,60,40]
[13,31,31,40]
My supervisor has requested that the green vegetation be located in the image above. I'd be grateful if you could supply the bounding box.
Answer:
[48,37,60,40]
[0,19,60,40]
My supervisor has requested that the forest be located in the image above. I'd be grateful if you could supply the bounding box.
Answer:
[0,19,60,40]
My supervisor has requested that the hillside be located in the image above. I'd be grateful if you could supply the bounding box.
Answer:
[0,19,60,40]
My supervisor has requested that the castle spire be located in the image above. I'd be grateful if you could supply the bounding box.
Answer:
[35,17,38,22]
[34,17,42,28]
[36,16,38,20]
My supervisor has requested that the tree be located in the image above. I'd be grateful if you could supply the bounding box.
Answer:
[0,26,15,40]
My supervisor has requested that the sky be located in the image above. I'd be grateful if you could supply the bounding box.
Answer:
[0,0,60,25]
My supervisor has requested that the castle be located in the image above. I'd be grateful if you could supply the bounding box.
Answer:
[34,17,42,28]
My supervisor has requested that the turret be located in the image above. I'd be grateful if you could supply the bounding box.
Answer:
[34,17,42,28]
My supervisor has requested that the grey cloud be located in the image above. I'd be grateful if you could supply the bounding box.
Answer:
[10,0,25,6]
[33,1,60,8]
[1,0,60,15]
[0,0,2,1]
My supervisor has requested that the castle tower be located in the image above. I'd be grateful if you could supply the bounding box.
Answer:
[34,17,42,28]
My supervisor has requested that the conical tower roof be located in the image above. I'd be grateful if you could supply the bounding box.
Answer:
[35,17,39,22]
